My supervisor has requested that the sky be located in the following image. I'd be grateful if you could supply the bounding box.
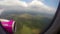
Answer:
[0,0,59,15]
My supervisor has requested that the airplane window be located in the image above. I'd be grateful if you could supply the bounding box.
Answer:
[0,0,59,34]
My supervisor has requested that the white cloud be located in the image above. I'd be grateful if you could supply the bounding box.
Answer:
[28,0,56,13]
[0,0,28,7]
[0,0,56,14]
[29,0,53,10]
[0,8,4,15]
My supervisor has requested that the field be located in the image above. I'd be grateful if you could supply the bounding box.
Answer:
[6,14,52,34]
[0,11,53,34]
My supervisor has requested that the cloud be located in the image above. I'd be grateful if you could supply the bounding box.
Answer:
[0,8,4,15]
[28,0,56,13]
[28,0,50,10]
[0,0,28,7]
[0,0,56,14]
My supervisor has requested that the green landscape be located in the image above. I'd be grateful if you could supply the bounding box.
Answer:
[6,13,52,34]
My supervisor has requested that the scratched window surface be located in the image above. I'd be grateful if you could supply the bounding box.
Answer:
[0,0,59,34]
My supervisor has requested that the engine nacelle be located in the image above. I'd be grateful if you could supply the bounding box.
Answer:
[0,19,16,34]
